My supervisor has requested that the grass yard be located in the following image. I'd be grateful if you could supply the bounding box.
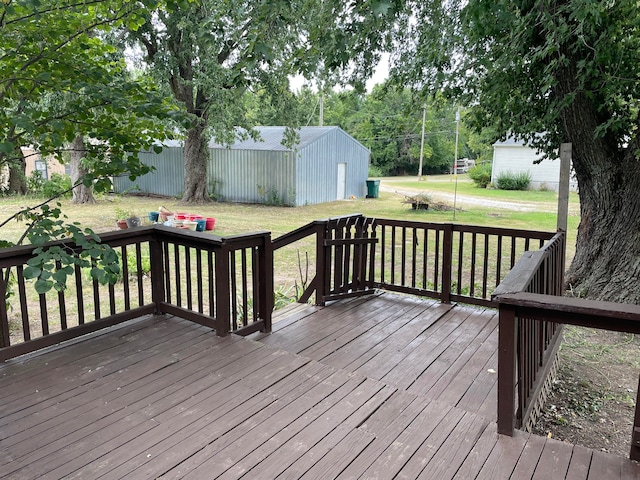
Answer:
[0,175,580,296]
[0,174,580,243]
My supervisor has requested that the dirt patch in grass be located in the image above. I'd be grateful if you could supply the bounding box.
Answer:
[532,326,639,457]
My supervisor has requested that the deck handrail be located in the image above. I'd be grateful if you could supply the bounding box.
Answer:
[493,233,640,461]
[492,232,566,437]
[272,215,556,308]
[0,217,556,362]
[0,225,272,361]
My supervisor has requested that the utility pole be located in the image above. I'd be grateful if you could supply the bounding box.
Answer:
[319,94,324,126]
[418,103,427,181]
[453,107,460,220]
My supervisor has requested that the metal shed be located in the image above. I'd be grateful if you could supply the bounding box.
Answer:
[114,126,370,206]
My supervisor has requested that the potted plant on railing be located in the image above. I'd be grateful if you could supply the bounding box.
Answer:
[115,207,141,229]
[125,211,141,228]
[115,207,129,229]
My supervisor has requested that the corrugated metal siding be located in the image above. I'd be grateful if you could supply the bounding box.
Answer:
[296,129,369,206]
[114,127,370,205]
[209,126,337,151]
[113,148,185,197]
[209,149,295,205]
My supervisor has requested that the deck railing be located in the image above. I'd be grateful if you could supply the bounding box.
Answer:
[0,225,272,361]
[493,232,640,461]
[491,232,566,434]
[1,215,555,362]
[274,214,555,308]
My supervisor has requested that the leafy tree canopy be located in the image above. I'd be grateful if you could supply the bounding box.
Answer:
[1,0,182,186]
[388,0,640,302]
[0,0,183,290]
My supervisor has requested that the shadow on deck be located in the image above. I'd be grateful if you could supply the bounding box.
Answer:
[1,292,638,479]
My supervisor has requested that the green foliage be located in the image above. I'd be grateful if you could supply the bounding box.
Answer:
[368,165,384,177]
[118,249,151,279]
[208,178,222,201]
[114,207,133,220]
[468,163,492,188]
[257,185,287,206]
[41,174,72,199]
[1,0,182,191]
[27,171,46,194]
[390,0,640,161]
[20,205,121,293]
[496,171,531,191]
[3,270,16,304]
[274,285,297,310]
[309,86,491,177]
[0,1,185,293]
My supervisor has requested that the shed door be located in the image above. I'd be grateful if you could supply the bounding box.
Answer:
[337,163,347,200]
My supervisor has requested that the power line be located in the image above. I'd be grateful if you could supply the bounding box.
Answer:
[355,131,455,142]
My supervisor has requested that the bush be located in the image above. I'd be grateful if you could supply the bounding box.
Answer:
[41,173,72,198]
[27,170,46,194]
[468,163,492,188]
[496,170,531,190]
[368,164,384,177]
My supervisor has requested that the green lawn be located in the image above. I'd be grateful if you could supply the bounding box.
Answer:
[0,175,580,264]
[0,181,580,328]
[380,174,580,209]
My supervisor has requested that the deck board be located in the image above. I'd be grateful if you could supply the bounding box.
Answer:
[1,292,636,479]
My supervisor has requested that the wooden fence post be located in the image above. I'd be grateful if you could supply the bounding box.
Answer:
[498,304,518,436]
[557,143,571,233]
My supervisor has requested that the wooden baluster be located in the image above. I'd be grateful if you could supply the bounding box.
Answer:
[0,268,10,348]
[17,266,30,340]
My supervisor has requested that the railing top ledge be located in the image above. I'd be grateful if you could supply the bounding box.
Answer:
[491,250,547,298]
[0,225,275,265]
[495,291,640,333]
[153,225,272,250]
[0,225,158,262]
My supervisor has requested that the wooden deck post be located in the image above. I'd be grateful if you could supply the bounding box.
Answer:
[441,224,453,303]
[497,304,518,436]
[258,234,274,333]
[631,373,640,461]
[315,221,327,306]
[0,268,9,348]
[215,243,231,336]
[150,239,165,314]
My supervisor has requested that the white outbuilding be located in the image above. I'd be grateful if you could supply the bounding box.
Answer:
[491,137,577,192]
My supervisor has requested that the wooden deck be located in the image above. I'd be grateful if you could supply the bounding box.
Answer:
[0,292,638,479]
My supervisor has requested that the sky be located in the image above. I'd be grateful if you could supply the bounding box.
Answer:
[289,53,391,93]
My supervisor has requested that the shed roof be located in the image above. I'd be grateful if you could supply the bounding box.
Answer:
[494,137,524,147]
[209,126,348,151]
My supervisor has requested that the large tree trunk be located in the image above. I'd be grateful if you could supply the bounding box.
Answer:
[8,147,27,195]
[70,135,95,204]
[565,149,640,303]
[558,56,640,303]
[181,122,210,203]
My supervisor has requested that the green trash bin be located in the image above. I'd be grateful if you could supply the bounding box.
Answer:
[366,179,380,198]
